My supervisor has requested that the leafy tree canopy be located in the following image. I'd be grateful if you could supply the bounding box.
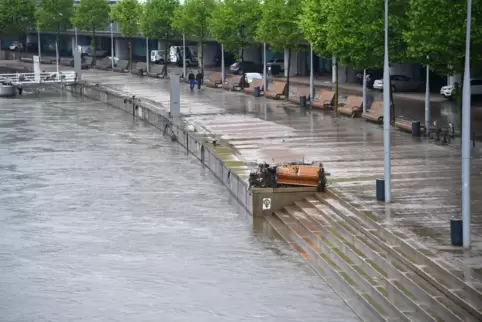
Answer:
[140,0,180,40]
[111,0,141,38]
[404,0,482,75]
[171,0,215,42]
[298,0,330,57]
[256,0,303,52]
[208,0,261,59]
[0,0,36,36]
[327,0,408,70]
[36,0,74,32]
[72,0,110,32]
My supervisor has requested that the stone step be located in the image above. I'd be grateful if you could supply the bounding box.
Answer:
[287,201,440,322]
[274,209,412,321]
[317,190,481,322]
[264,214,384,322]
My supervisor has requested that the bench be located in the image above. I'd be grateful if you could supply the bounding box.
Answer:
[204,72,223,88]
[264,81,287,100]
[244,78,264,94]
[112,60,129,73]
[288,86,310,105]
[147,64,162,78]
[310,90,334,109]
[133,62,147,76]
[394,119,425,133]
[222,75,244,91]
[338,96,363,118]
[362,100,384,123]
[94,57,112,70]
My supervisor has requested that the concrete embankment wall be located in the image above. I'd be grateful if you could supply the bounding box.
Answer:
[67,82,253,215]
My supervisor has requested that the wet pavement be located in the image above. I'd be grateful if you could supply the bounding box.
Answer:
[0,91,362,321]
[77,69,482,291]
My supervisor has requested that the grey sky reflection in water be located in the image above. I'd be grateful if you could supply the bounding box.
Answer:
[0,91,360,322]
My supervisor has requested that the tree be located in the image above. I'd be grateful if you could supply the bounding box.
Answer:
[404,0,482,76]
[0,0,36,42]
[140,0,180,76]
[111,0,141,72]
[36,0,74,62]
[208,0,261,61]
[325,0,408,120]
[172,0,215,74]
[72,0,110,66]
[257,0,303,96]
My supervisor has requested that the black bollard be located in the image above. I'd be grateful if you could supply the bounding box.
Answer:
[450,217,463,246]
[376,178,385,201]
[17,87,23,95]
[253,86,261,97]
[411,121,421,137]
[300,95,307,108]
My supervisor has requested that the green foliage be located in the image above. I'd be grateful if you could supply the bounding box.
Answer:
[111,0,141,38]
[327,0,408,70]
[404,0,482,74]
[172,0,215,42]
[298,0,330,57]
[256,0,303,52]
[140,0,179,40]
[208,0,261,59]
[36,0,74,33]
[72,0,110,33]
[0,0,36,36]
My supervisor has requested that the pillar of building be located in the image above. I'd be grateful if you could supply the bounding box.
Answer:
[244,45,262,63]
[115,38,128,60]
[201,42,217,67]
[284,49,299,77]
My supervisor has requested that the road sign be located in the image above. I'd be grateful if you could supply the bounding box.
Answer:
[262,198,271,210]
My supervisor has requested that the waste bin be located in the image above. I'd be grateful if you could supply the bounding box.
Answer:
[253,86,261,97]
[450,218,463,246]
[300,95,307,108]
[412,121,421,137]
[376,178,385,201]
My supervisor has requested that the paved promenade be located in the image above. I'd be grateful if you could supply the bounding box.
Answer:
[78,69,482,292]
[1,60,481,292]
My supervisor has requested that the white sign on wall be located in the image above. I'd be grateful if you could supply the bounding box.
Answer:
[262,198,272,210]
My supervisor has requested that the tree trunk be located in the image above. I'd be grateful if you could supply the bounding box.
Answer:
[163,33,169,77]
[389,74,395,123]
[240,47,244,61]
[91,28,97,67]
[129,38,132,73]
[286,48,292,97]
[56,25,60,64]
[335,60,339,116]
[200,40,204,78]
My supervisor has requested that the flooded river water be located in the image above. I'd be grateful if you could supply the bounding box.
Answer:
[0,91,360,322]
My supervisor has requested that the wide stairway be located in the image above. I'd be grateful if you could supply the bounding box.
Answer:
[265,191,482,322]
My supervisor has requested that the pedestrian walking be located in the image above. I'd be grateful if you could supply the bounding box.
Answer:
[188,71,195,91]
[196,70,203,90]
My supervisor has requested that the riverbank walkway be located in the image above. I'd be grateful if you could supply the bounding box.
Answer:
[2,60,481,303]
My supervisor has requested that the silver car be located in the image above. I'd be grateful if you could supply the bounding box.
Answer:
[373,74,422,92]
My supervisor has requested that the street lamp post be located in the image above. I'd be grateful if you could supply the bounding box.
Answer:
[383,0,391,202]
[221,45,225,83]
[462,0,472,249]
[110,21,114,69]
[425,56,430,135]
[182,32,186,78]
[37,27,41,61]
[146,37,149,73]
[75,27,78,52]
[310,44,314,100]
[263,43,267,92]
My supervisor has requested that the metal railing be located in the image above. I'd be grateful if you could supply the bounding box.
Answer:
[0,71,77,85]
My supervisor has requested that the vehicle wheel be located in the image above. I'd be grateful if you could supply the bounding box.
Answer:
[238,69,243,75]
[159,59,164,65]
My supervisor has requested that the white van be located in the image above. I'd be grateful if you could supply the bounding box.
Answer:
[150,50,168,64]
[440,78,482,99]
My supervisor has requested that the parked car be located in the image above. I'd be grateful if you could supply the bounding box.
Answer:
[373,74,422,92]
[108,56,120,67]
[229,61,263,75]
[440,78,482,99]
[151,49,168,64]
[356,69,383,88]
[267,58,284,74]
[244,72,263,85]
[9,41,24,51]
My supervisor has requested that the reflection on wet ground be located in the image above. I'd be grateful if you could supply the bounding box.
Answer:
[80,70,482,290]
[0,91,361,321]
